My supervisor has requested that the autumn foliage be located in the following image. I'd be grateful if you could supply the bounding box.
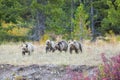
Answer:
[64,53,120,80]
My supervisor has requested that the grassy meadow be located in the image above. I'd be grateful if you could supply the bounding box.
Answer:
[0,41,120,66]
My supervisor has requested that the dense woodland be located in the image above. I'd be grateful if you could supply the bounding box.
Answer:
[0,0,120,42]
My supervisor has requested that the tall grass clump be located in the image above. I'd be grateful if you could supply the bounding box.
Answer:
[64,53,120,80]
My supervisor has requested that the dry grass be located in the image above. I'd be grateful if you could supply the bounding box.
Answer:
[0,41,120,66]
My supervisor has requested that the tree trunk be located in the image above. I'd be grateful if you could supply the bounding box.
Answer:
[70,0,74,39]
[79,0,83,41]
[30,10,45,41]
[90,0,96,42]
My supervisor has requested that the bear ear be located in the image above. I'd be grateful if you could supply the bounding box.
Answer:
[26,44,28,47]
[57,42,60,46]
[68,41,71,43]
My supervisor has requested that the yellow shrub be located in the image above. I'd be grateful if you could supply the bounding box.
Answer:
[7,27,29,36]
[14,76,28,80]
[116,36,120,42]
[1,21,29,37]
[105,30,117,44]
[98,64,106,78]
[40,34,49,44]
[1,21,15,28]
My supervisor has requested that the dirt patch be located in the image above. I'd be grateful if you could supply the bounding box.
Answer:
[0,64,96,80]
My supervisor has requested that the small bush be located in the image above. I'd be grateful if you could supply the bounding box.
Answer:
[96,53,120,80]
[14,76,28,80]
[116,36,120,42]
[64,53,120,80]
[40,34,49,44]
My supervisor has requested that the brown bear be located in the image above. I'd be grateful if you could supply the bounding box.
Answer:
[21,42,34,55]
[68,40,82,54]
[45,40,56,53]
[55,40,68,52]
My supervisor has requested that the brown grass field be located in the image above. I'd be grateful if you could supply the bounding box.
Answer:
[0,41,120,66]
